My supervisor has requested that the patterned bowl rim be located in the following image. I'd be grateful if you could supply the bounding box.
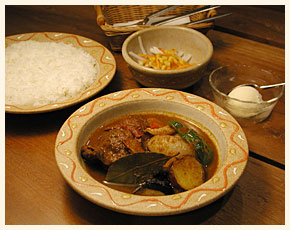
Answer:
[55,88,248,216]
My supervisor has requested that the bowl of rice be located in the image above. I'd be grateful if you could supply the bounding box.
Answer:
[122,26,213,89]
[5,32,116,114]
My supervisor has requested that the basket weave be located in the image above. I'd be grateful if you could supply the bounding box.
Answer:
[95,5,217,51]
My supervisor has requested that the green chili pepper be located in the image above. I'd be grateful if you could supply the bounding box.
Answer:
[168,120,213,166]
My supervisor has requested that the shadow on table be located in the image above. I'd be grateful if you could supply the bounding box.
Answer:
[65,183,234,225]
[4,74,128,138]
[5,107,77,136]
[4,92,107,137]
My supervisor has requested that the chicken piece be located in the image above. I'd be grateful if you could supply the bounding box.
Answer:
[145,125,176,136]
[81,128,144,166]
[80,145,102,165]
[110,115,148,138]
[123,138,144,153]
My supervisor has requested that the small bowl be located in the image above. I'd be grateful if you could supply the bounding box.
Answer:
[209,64,284,124]
[122,26,213,89]
[55,88,248,216]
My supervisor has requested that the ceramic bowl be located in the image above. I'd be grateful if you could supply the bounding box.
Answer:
[5,32,116,114]
[209,64,284,125]
[55,88,248,216]
[122,26,213,89]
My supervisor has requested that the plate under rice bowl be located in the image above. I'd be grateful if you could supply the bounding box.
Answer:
[5,32,116,113]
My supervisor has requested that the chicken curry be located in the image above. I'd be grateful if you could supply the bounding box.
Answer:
[81,112,218,196]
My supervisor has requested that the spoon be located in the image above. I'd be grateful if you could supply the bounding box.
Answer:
[239,82,285,90]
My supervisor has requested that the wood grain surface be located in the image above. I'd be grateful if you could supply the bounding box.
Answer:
[5,5,285,225]
[215,5,285,48]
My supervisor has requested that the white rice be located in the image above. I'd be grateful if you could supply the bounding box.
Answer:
[5,40,98,107]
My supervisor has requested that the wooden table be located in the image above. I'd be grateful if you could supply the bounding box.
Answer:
[5,5,285,225]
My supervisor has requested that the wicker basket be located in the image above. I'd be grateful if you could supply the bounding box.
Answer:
[95,5,217,51]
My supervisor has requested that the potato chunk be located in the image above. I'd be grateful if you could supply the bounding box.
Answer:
[169,155,205,191]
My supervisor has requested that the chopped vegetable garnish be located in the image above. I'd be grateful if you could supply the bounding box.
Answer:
[129,36,195,70]
[138,48,195,70]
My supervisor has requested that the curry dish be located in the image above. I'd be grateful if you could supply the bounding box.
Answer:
[81,112,218,196]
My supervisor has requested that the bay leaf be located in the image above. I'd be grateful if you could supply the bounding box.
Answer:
[104,152,171,185]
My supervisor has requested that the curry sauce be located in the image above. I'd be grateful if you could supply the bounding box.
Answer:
[81,112,219,195]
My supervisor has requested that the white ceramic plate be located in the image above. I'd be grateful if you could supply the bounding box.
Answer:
[5,32,116,114]
[55,88,248,216]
